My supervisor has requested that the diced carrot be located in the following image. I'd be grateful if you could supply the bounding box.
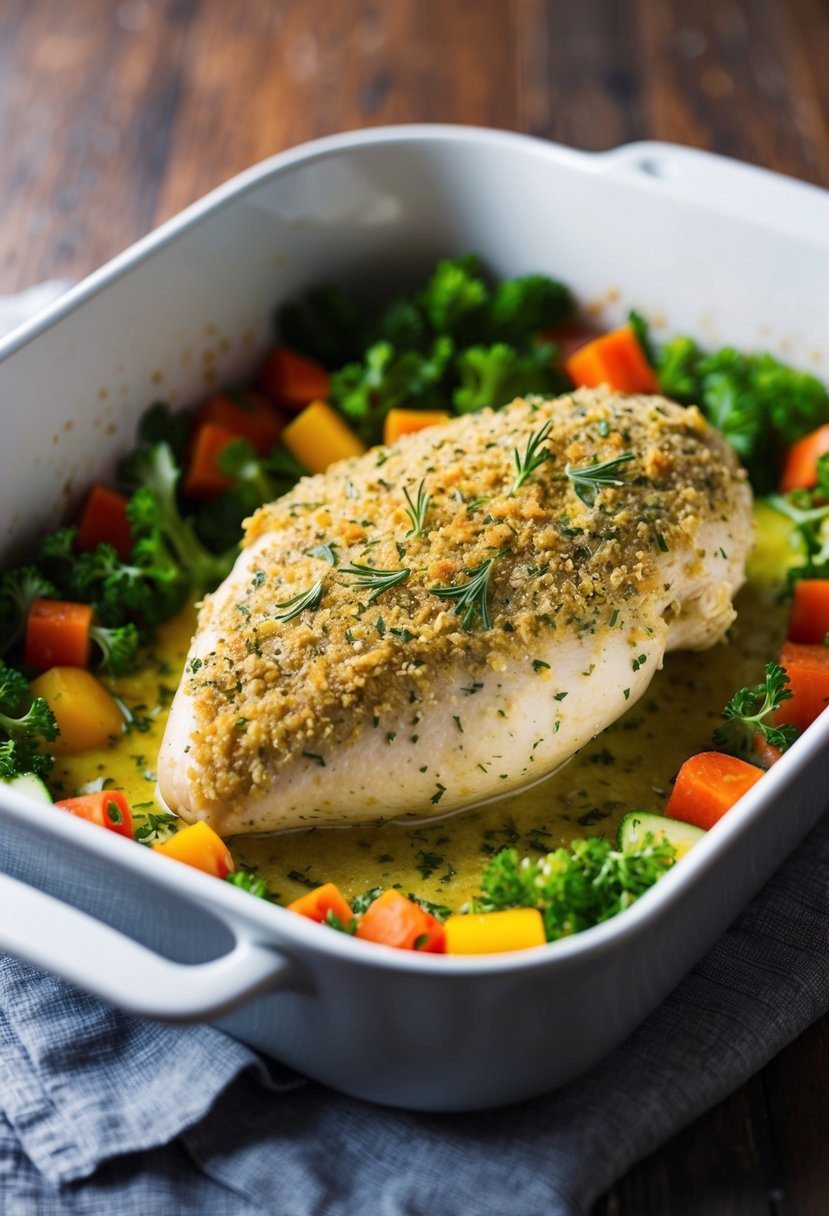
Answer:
[30,667,124,753]
[55,791,134,839]
[779,424,829,494]
[76,484,133,560]
[539,321,602,362]
[282,400,366,473]
[787,580,829,644]
[197,392,285,456]
[182,422,239,500]
[445,908,546,954]
[287,881,354,927]
[258,347,331,412]
[564,324,659,394]
[25,599,93,671]
[775,640,829,733]
[153,820,235,878]
[355,890,445,953]
[665,751,764,830]
[383,408,451,446]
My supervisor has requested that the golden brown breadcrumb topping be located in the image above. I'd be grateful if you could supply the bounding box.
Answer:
[184,389,747,808]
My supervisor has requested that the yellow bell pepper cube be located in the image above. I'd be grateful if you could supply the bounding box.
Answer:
[282,400,366,474]
[153,821,235,879]
[383,408,451,446]
[445,907,546,954]
[30,666,124,753]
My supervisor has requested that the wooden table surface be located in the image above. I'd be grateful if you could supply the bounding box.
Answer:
[2,1,829,1211]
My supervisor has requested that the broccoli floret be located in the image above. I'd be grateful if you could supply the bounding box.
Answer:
[89,622,140,677]
[371,299,428,351]
[70,541,183,628]
[418,255,489,339]
[655,341,829,494]
[473,837,676,941]
[135,401,192,463]
[331,337,454,443]
[39,528,77,563]
[453,342,566,414]
[196,444,308,554]
[192,441,309,553]
[0,566,57,654]
[0,660,58,780]
[123,443,234,598]
[226,870,271,899]
[656,335,702,402]
[487,274,574,345]
[627,309,657,367]
[277,285,365,369]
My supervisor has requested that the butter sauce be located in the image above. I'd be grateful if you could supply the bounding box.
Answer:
[50,533,786,912]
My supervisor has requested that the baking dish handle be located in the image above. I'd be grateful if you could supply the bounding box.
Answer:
[0,871,299,1021]
[596,141,829,244]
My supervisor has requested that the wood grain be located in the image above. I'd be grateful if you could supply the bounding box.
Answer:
[1,1,829,1211]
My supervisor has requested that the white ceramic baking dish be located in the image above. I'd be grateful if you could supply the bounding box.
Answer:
[1,126,829,1112]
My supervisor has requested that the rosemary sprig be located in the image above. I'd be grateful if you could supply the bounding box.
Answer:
[403,479,431,537]
[565,450,634,507]
[341,563,411,603]
[512,418,553,494]
[430,550,505,630]
[272,579,324,622]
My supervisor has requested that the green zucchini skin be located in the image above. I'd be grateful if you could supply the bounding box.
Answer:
[0,773,52,804]
[618,810,705,858]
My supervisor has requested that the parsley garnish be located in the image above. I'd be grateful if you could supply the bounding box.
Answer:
[134,811,178,845]
[713,662,798,760]
[226,871,270,900]
[473,837,676,941]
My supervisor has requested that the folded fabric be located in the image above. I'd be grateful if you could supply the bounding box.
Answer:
[2,810,828,1216]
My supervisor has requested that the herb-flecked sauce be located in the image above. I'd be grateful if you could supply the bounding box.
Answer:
[50,510,787,912]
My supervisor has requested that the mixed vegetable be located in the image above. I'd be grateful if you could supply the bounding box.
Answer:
[4,254,829,955]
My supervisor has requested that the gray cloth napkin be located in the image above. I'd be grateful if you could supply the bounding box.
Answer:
[3,810,828,1216]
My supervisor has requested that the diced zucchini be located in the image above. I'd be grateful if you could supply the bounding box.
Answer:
[747,501,802,586]
[0,773,53,804]
[618,810,704,860]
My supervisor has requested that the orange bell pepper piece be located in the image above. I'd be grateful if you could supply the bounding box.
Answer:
[355,890,445,952]
[182,422,239,500]
[287,881,354,927]
[258,347,331,412]
[564,324,659,394]
[197,392,285,456]
[383,408,451,445]
[25,599,93,671]
[153,820,235,878]
[779,424,829,494]
[76,484,133,560]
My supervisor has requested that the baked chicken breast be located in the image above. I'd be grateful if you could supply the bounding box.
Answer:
[158,388,753,835]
